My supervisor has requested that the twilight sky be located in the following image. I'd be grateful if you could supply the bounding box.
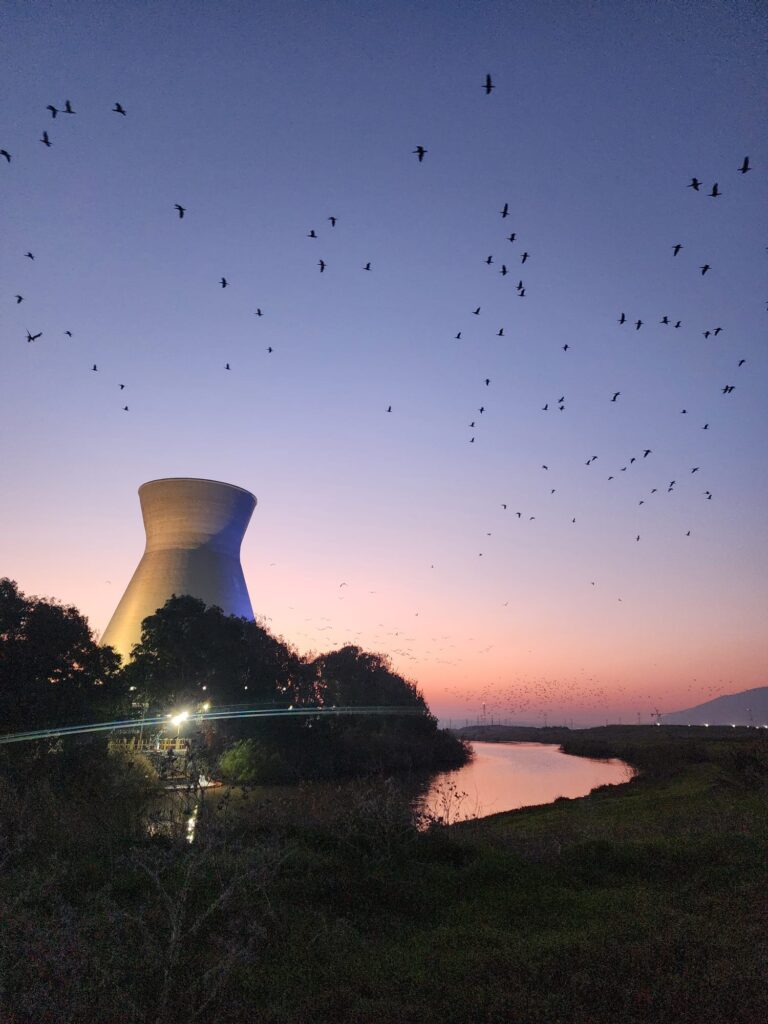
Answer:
[1,0,766,725]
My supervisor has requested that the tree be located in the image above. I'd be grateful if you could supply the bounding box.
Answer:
[0,578,124,733]
[124,595,303,712]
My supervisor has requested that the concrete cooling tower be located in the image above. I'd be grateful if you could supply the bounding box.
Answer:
[101,477,256,661]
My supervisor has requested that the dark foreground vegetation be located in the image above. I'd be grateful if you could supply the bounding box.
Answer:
[1,725,766,1023]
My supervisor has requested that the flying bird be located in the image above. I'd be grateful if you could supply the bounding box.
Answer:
[113,102,126,115]
[64,330,72,337]
[520,252,530,263]
[64,100,75,114]
[674,321,682,328]
[318,259,326,272]
[709,183,721,197]
[254,308,263,317]
[328,216,337,226]
[660,316,669,325]
[483,74,495,94]
[413,146,427,162]
[122,406,129,412]
[497,328,504,336]
[643,449,652,458]
[0,150,10,163]
[738,156,750,174]
[386,405,392,413]
[618,313,626,324]
[688,177,701,190]
[40,131,51,147]
[174,204,185,218]
[92,364,98,371]
[611,392,621,402]
[363,262,371,271]
[700,264,711,275]
[672,243,683,255]
[738,359,746,367]
[308,229,317,238]
[15,295,22,303]
[472,306,480,315]
[455,332,462,340]
[225,363,231,370]
[220,277,228,287]
[713,326,723,335]
[499,264,508,275]
[25,252,34,259]
[46,104,59,119]
[26,330,41,342]
[484,378,490,386]
[500,202,509,218]
[635,320,643,330]
[507,233,516,242]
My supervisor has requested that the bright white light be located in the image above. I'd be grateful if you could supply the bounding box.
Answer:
[202,702,210,712]
[170,711,189,727]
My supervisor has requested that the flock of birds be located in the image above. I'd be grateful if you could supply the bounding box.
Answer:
[4,74,760,722]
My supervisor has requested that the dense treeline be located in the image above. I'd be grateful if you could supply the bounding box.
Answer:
[0,578,468,778]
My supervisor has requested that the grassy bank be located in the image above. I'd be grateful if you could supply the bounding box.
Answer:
[1,729,766,1023]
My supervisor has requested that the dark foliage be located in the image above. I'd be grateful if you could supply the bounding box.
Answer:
[0,578,124,732]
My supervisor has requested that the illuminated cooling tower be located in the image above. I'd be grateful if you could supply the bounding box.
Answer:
[101,477,256,661]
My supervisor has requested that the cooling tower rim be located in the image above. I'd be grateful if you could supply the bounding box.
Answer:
[139,477,257,503]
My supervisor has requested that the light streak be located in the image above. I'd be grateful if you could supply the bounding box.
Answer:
[0,704,422,746]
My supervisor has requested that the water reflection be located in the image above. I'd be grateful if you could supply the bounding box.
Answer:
[419,741,632,823]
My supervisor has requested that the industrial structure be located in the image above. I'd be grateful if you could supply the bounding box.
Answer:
[101,477,256,661]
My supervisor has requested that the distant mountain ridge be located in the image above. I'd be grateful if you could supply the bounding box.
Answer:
[662,686,768,726]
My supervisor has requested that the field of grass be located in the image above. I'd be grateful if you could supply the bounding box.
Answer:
[1,728,766,1023]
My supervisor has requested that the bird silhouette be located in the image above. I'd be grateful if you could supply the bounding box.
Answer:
[702,423,709,430]
[672,243,683,255]
[307,229,318,238]
[738,359,746,367]
[220,277,228,287]
[497,328,504,336]
[499,264,508,275]
[455,332,462,340]
[119,384,125,389]
[709,183,721,197]
[472,306,480,315]
[478,406,485,413]
[0,150,10,163]
[643,449,652,457]
[122,406,129,412]
[722,384,734,394]
[713,326,723,335]
[660,316,669,325]
[15,295,22,304]
[611,392,621,402]
[483,74,494,94]
[738,156,750,174]
[225,363,231,370]
[255,308,263,317]
[700,264,711,275]
[46,104,59,119]
[518,288,526,297]
[25,252,34,259]
[562,344,569,351]
[40,131,51,147]
[484,378,490,386]
[413,146,427,162]
[92,364,98,371]
[521,252,530,263]
[113,102,126,115]
[688,177,701,190]
[542,404,548,411]
[386,405,392,412]
[507,233,516,242]
[635,319,643,330]
[703,330,711,338]
[674,321,682,328]
[318,259,326,272]
[363,262,372,271]
[500,202,509,218]
[174,204,185,218]
[485,255,493,265]
[64,100,75,114]
[328,216,337,226]
[26,330,42,342]
[618,313,626,324]
[64,330,72,337]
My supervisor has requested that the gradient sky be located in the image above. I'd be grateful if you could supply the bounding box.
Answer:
[1,0,766,725]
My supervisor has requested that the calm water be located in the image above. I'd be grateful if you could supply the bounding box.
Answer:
[420,741,632,823]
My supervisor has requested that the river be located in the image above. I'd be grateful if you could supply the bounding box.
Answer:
[419,741,632,824]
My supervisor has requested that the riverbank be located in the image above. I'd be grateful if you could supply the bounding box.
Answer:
[1,729,765,1022]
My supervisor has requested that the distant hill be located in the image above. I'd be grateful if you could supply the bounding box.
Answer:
[661,686,768,726]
